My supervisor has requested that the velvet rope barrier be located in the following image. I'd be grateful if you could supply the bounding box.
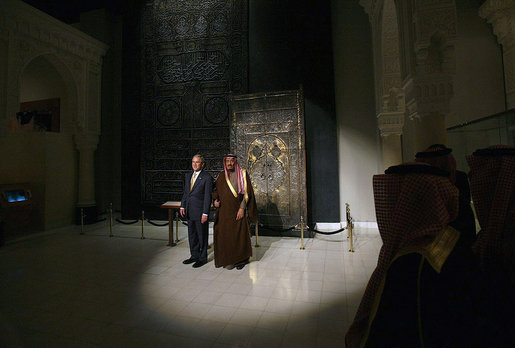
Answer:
[307,226,346,235]
[258,224,346,235]
[115,218,140,225]
[146,219,169,227]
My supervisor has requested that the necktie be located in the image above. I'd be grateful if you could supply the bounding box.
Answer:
[190,172,197,190]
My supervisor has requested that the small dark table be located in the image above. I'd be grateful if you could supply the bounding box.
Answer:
[160,201,181,247]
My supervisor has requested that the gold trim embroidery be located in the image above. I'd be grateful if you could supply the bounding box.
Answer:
[421,225,460,273]
[225,169,249,202]
[225,172,238,198]
[360,226,460,347]
[243,169,248,203]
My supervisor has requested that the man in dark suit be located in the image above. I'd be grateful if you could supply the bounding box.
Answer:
[180,154,213,268]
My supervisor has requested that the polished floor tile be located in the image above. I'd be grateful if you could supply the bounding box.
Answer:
[0,221,382,347]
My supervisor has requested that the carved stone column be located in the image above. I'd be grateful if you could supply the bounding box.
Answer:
[74,132,99,223]
[0,27,8,125]
[378,87,405,169]
[404,1,457,151]
[480,0,515,109]
[405,76,451,149]
[361,0,406,167]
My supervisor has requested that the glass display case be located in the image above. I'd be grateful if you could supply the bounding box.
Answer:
[447,109,514,171]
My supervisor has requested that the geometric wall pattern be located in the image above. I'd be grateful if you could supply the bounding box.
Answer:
[231,90,307,229]
[141,0,248,204]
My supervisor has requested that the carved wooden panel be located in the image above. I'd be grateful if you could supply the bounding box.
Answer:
[231,89,307,229]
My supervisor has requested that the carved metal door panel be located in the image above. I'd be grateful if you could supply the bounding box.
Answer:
[231,89,307,229]
[140,0,248,208]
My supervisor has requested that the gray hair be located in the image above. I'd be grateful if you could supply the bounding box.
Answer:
[192,154,205,164]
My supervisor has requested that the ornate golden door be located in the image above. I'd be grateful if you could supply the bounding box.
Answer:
[230,89,307,229]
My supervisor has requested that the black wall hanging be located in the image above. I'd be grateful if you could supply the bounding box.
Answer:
[140,0,249,208]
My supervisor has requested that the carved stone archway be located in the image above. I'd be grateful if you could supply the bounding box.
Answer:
[378,0,404,169]
[1,0,107,221]
[480,0,515,109]
[19,53,79,133]
[363,0,457,156]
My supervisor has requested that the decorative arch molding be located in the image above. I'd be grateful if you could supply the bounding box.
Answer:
[19,53,79,133]
[405,0,457,121]
[1,0,108,218]
[0,0,107,136]
[381,0,402,99]
[360,0,405,124]
[480,0,515,109]
[361,0,385,112]
[361,0,458,160]
[361,0,405,168]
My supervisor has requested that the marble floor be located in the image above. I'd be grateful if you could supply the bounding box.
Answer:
[0,220,382,347]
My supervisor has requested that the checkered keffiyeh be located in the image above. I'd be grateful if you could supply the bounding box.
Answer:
[415,144,457,183]
[223,155,245,195]
[346,163,459,348]
[467,145,515,272]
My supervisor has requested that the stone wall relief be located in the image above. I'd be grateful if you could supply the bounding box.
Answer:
[5,32,104,137]
[480,0,515,109]
[362,0,406,166]
[141,0,248,205]
[1,0,108,218]
[405,1,457,123]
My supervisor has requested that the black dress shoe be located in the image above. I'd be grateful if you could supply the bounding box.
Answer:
[182,258,197,265]
[235,260,249,270]
[192,260,207,268]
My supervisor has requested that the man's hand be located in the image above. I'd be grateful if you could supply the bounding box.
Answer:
[201,214,208,224]
[180,207,185,217]
[214,199,220,208]
[236,208,244,220]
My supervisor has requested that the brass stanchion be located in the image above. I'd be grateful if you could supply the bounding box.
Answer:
[167,209,173,246]
[80,208,85,235]
[141,210,145,239]
[348,216,354,252]
[346,203,354,252]
[254,223,260,247]
[109,203,113,237]
[297,216,306,250]
[346,203,350,239]
[175,210,179,243]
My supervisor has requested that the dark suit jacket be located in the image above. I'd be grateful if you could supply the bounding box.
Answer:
[180,170,213,221]
[449,170,477,247]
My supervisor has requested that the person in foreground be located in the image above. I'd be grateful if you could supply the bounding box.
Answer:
[415,144,476,247]
[213,154,258,270]
[345,162,484,348]
[467,145,515,347]
[180,154,213,268]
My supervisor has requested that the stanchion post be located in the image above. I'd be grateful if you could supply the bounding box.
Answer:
[109,203,113,237]
[254,223,260,247]
[167,208,172,246]
[175,210,179,243]
[348,217,354,252]
[346,203,354,252]
[300,216,305,250]
[80,208,85,235]
[346,203,350,239]
[141,210,145,239]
